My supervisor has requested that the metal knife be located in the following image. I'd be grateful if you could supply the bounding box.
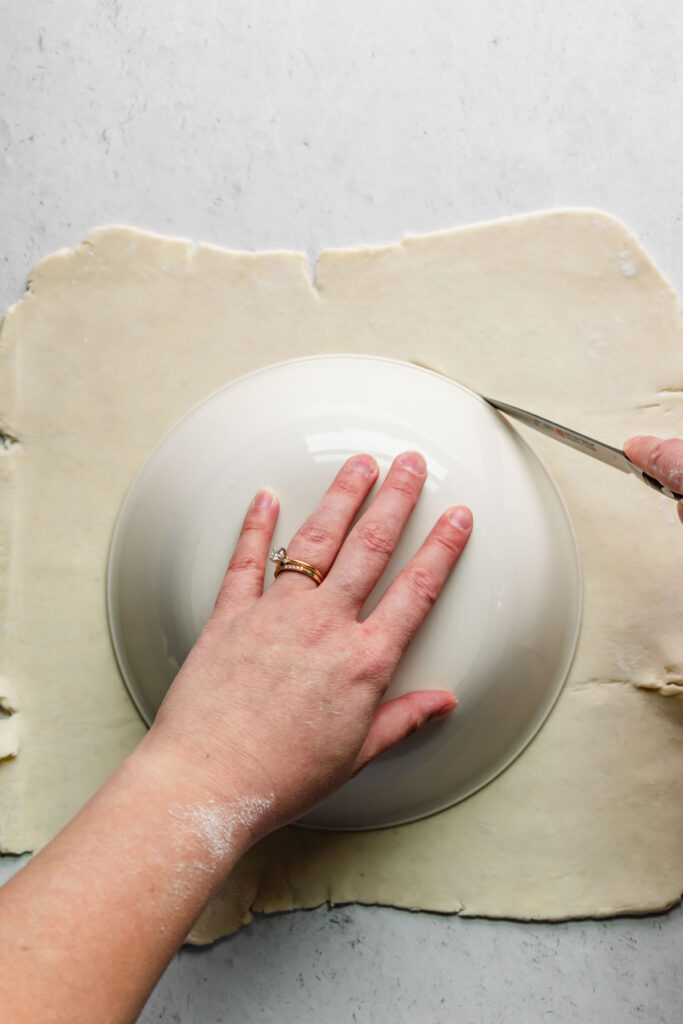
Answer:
[484,395,683,502]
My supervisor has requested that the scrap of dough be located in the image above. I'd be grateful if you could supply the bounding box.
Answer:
[1,210,683,944]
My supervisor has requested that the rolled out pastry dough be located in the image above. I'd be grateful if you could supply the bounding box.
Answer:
[2,210,683,944]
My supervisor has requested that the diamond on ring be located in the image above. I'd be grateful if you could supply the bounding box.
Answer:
[269,546,287,563]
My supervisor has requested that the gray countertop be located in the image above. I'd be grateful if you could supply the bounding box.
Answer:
[2,2,683,1020]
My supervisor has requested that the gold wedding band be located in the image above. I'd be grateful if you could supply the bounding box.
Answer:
[269,546,325,586]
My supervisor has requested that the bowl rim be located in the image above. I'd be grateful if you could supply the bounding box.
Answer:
[106,352,583,828]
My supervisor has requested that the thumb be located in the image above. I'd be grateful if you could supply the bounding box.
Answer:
[352,690,457,777]
[624,435,683,523]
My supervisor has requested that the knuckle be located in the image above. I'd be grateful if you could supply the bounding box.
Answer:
[356,520,395,556]
[653,438,679,463]
[649,440,683,484]
[403,706,424,737]
[300,621,327,646]
[659,439,683,463]
[299,609,339,646]
[397,693,428,737]
[432,528,463,558]
[650,440,667,462]
[228,552,260,574]
[240,518,267,534]
[333,574,365,607]
[404,565,440,605]
[296,520,334,548]
[335,470,363,496]
[388,476,417,499]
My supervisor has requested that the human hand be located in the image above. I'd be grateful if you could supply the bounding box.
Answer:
[147,451,472,837]
[0,450,473,1022]
[624,435,683,523]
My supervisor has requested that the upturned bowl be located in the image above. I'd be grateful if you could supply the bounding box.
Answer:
[107,355,581,830]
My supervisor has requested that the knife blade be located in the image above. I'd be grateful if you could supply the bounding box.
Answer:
[406,360,682,503]
[483,395,683,502]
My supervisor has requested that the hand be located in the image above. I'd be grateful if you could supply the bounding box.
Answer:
[624,435,683,523]
[0,451,472,1021]
[148,450,473,836]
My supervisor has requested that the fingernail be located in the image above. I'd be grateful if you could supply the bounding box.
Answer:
[252,488,275,509]
[447,506,472,532]
[430,698,458,721]
[399,451,426,475]
[349,454,377,477]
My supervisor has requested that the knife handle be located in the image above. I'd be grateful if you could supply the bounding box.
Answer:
[640,470,683,502]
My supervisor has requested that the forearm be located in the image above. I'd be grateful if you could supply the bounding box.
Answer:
[0,735,268,1024]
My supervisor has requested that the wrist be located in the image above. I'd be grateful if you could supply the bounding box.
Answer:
[131,728,276,869]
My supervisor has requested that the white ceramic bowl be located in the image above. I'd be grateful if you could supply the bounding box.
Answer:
[107,355,581,830]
